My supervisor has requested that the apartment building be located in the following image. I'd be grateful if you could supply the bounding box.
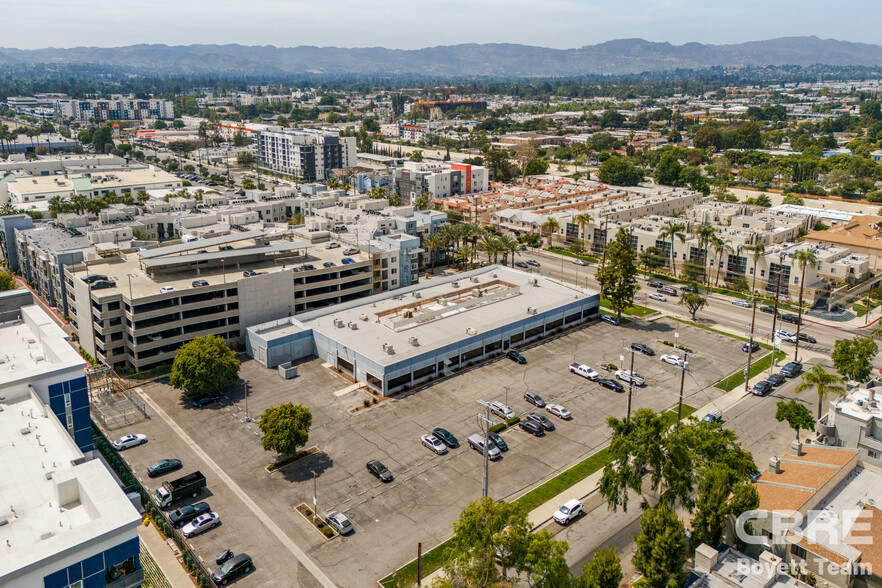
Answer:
[390,161,489,202]
[56,97,174,122]
[817,387,882,468]
[399,124,427,142]
[256,128,357,182]
[65,230,376,371]
[805,215,882,269]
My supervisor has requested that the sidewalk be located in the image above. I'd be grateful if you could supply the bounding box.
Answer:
[138,523,196,588]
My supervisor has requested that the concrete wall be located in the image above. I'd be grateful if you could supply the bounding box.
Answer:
[237,270,298,338]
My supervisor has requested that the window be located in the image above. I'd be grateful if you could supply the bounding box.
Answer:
[64,393,71,407]
[869,450,880,460]
[791,545,807,559]
[66,414,74,429]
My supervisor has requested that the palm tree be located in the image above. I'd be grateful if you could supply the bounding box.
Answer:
[457,245,474,270]
[792,249,818,361]
[712,237,733,286]
[796,365,846,419]
[499,235,519,267]
[573,212,593,245]
[541,217,560,249]
[746,243,765,294]
[48,196,66,218]
[423,233,441,274]
[136,190,149,204]
[69,194,88,214]
[695,223,717,285]
[659,221,686,277]
[85,199,105,215]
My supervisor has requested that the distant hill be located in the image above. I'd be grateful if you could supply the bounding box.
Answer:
[1,37,881,77]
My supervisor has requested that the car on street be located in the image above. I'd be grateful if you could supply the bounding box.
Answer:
[343,248,359,255]
[367,460,394,482]
[212,553,253,585]
[569,363,599,380]
[519,419,545,437]
[658,286,678,296]
[170,502,211,527]
[526,259,540,267]
[192,396,219,407]
[760,305,776,314]
[660,354,688,368]
[147,459,182,478]
[553,499,583,525]
[775,330,797,343]
[514,261,529,269]
[524,391,546,407]
[631,343,655,356]
[432,428,459,448]
[742,341,760,353]
[573,259,587,266]
[767,373,787,387]
[682,285,699,293]
[798,333,817,344]
[781,362,803,378]
[326,511,353,535]
[112,434,147,450]
[182,512,220,538]
[487,431,508,451]
[702,409,723,423]
[601,315,620,326]
[597,378,625,392]
[732,299,752,308]
[421,434,449,455]
[490,401,516,420]
[751,380,773,396]
[648,280,664,288]
[526,412,555,431]
[649,293,667,302]
[546,404,572,419]
[615,370,646,386]
[506,350,527,364]
[780,313,801,324]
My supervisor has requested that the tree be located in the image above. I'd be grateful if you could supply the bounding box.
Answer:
[680,259,705,285]
[776,400,816,443]
[568,238,586,255]
[0,269,17,291]
[258,402,311,456]
[691,465,759,549]
[693,125,722,151]
[153,119,168,130]
[237,151,256,166]
[541,217,559,248]
[172,119,185,129]
[660,221,686,276]
[596,229,639,320]
[640,247,666,275]
[409,149,423,162]
[514,141,538,183]
[746,243,765,293]
[573,212,594,242]
[654,151,683,186]
[792,250,817,360]
[516,530,571,587]
[679,291,708,320]
[632,504,688,588]
[169,335,240,399]
[598,156,643,186]
[577,548,622,588]
[695,223,717,284]
[832,337,879,384]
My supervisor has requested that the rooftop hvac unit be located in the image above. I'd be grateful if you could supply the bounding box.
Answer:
[491,273,498,278]
[451,281,460,288]
[473,289,483,297]
[471,277,479,283]
[530,278,539,287]
[408,337,420,347]
[333,319,344,328]
[359,314,369,321]
[439,298,448,306]
[529,308,538,315]
[348,322,358,330]
[466,327,478,335]
[414,292,422,298]
[385,345,395,355]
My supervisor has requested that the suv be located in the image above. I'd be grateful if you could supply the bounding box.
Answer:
[553,499,583,525]
[170,502,210,527]
[489,402,515,420]
[682,285,699,293]
[658,286,678,296]
[526,412,555,431]
[467,434,502,459]
[192,279,209,288]
[630,343,655,356]
[212,553,253,585]
[524,391,546,407]
[519,419,545,437]
[781,362,803,378]
[647,279,664,288]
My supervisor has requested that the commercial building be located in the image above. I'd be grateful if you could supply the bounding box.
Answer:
[56,98,174,122]
[246,265,599,396]
[0,294,143,588]
[390,161,489,202]
[256,128,357,182]
[0,133,78,155]
[805,216,882,269]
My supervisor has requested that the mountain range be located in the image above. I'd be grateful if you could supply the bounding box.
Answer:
[1,36,882,77]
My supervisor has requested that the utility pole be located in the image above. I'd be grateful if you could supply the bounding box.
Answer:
[476,400,496,498]
[744,296,758,394]
[312,470,317,523]
[623,344,636,418]
[675,323,689,420]
[770,252,785,337]
[417,542,422,586]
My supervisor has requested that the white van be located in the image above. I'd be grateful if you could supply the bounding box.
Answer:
[160,286,175,294]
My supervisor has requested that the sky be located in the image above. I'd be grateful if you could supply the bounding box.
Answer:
[6,0,882,50]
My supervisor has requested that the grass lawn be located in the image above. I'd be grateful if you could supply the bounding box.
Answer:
[546,247,600,264]
[854,301,880,317]
[715,350,787,392]
[600,297,655,317]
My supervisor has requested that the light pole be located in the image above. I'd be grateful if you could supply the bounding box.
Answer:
[744,294,758,395]
[476,400,497,498]
[770,252,785,337]
[623,344,636,418]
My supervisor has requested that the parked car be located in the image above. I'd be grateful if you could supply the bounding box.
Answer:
[487,431,508,451]
[760,305,776,314]
[489,401,516,420]
[467,434,502,459]
[649,292,667,302]
[432,428,459,448]
[780,313,801,325]
[526,259,540,267]
[702,409,723,423]
[506,350,527,364]
[170,502,211,527]
[243,270,257,277]
[615,370,646,387]
[573,259,587,266]
[182,512,220,538]
[798,333,817,344]
[568,363,599,380]
[366,460,394,482]
[147,459,182,478]
[526,412,555,431]
[742,341,760,353]
[323,261,336,268]
[781,362,803,378]
[648,280,664,288]
[192,396,219,407]
[682,285,699,293]
[775,330,797,343]
[326,511,353,535]
[212,553,253,585]
[524,391,546,407]
[325,242,341,249]
[601,315,620,326]
[191,279,209,288]
[112,434,147,450]
[631,343,655,356]
[732,299,752,308]
[216,549,234,566]
[421,434,448,455]
[751,380,773,397]
[341,257,355,265]
[598,378,625,393]
[546,404,572,420]
[553,499,583,525]
[519,419,545,437]
[767,373,787,387]
[658,286,678,296]
[660,354,688,368]
[514,261,529,269]
[343,248,359,255]
[302,264,315,270]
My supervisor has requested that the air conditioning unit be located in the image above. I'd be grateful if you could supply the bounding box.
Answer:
[348,322,358,330]
[386,345,395,355]
[451,281,460,288]
[471,277,479,283]
[408,337,420,347]
[360,314,369,321]
[333,319,344,328]
[414,292,421,299]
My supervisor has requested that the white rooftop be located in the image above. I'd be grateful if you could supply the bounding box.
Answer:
[834,388,882,422]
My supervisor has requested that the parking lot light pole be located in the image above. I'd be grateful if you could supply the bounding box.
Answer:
[476,400,496,498]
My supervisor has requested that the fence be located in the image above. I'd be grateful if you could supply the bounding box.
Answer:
[92,425,218,588]
[91,388,148,430]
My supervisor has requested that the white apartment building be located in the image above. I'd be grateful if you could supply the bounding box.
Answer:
[390,161,489,201]
[56,98,174,122]
[256,128,357,182]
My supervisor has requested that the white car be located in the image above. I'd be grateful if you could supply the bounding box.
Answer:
[112,434,147,450]
[325,242,341,249]
[489,401,516,421]
[660,354,688,368]
[421,434,448,455]
[325,511,353,535]
[546,404,572,420]
[731,299,752,308]
[568,363,599,380]
[553,499,583,525]
[649,292,667,302]
[573,259,587,266]
[181,512,220,538]
[615,370,646,387]
[775,330,797,343]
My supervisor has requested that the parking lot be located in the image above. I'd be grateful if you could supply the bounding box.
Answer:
[110,317,757,587]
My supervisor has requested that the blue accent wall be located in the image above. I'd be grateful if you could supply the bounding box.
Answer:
[47,376,93,453]
[43,537,140,588]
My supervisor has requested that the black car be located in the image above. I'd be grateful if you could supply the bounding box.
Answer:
[519,419,545,437]
[212,553,253,586]
[767,373,787,387]
[780,313,801,325]
[506,350,527,364]
[432,427,459,448]
[742,341,760,353]
[524,391,546,407]
[798,333,817,344]
[682,285,699,293]
[367,460,394,482]
[751,380,773,396]
[781,362,803,378]
[514,261,529,269]
[487,431,508,451]
[170,502,211,527]
[526,412,555,431]
[598,378,625,393]
[192,396,219,407]
[648,280,664,288]
[631,343,655,356]
[760,305,776,314]
[147,458,182,478]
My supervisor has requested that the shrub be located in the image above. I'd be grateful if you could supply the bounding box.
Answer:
[363,399,370,408]
[323,526,335,537]
[304,509,312,517]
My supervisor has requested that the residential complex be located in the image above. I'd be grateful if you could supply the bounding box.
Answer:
[390,161,489,201]
[55,98,175,122]
[256,128,357,181]
[817,386,882,468]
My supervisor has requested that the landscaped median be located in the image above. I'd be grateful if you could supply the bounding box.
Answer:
[600,297,655,317]
[715,350,787,392]
[546,247,599,264]
[378,403,697,588]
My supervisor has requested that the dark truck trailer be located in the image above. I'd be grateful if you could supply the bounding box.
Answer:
[156,471,206,507]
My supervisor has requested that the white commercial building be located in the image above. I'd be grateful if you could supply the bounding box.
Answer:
[56,98,174,122]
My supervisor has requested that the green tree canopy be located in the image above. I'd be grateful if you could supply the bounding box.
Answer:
[632,504,688,588]
[832,337,879,383]
[258,402,312,456]
[598,156,643,186]
[679,291,708,320]
[169,335,240,399]
[577,547,622,588]
[690,464,758,549]
[775,400,816,443]
[655,151,683,186]
[596,229,639,320]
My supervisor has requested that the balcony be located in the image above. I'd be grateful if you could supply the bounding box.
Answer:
[860,433,882,454]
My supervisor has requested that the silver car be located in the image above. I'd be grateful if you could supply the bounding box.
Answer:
[181,512,220,538]
[326,511,353,535]
[421,434,448,455]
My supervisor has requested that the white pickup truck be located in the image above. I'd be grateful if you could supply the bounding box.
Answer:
[568,363,599,380]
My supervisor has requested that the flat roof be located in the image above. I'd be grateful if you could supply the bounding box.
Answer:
[139,229,265,258]
[286,265,596,366]
[140,240,311,269]
[0,305,86,388]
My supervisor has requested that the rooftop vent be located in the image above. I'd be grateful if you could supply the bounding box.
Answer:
[769,455,781,474]
[471,277,479,283]
[40,531,55,541]
[408,337,420,347]
[333,319,344,328]
[466,327,478,335]
[348,322,358,330]
[359,314,369,322]
[20,427,31,436]
[451,281,460,288]
[414,292,421,299]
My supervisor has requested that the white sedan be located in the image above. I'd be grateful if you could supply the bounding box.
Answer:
[649,293,667,302]
[573,259,587,266]
[731,299,752,308]
[112,434,147,450]
[660,354,688,368]
[546,404,572,420]
[775,330,797,343]
[181,512,220,538]
[421,434,448,455]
